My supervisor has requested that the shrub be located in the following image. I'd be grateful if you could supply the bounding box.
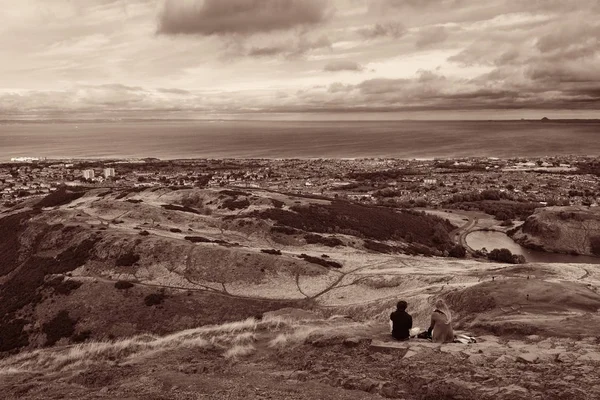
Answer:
[144,292,166,306]
[138,230,150,236]
[43,310,77,346]
[448,245,467,258]
[116,253,140,267]
[261,249,282,255]
[170,228,182,233]
[487,248,526,264]
[185,236,213,243]
[304,234,344,247]
[271,226,300,235]
[72,330,92,343]
[363,240,402,254]
[125,199,143,204]
[52,279,83,295]
[114,281,134,290]
[222,198,250,210]
[299,254,342,269]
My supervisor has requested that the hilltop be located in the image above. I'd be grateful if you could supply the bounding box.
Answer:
[511,206,600,257]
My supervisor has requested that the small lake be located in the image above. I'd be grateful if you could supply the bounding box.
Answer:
[465,230,600,264]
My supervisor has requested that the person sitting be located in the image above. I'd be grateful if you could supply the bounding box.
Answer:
[390,300,413,341]
[427,299,454,343]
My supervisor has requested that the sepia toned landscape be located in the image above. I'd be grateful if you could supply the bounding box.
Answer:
[1,156,600,399]
[2,0,600,399]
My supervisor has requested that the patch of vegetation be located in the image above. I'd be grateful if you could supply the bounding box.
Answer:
[590,236,600,256]
[487,248,526,264]
[72,330,92,343]
[125,199,143,204]
[185,236,213,243]
[115,187,146,200]
[138,230,150,236]
[46,277,83,295]
[116,253,140,267]
[304,233,344,247]
[35,187,85,208]
[0,319,29,352]
[170,228,182,233]
[253,201,454,252]
[115,281,135,290]
[261,249,282,255]
[271,199,285,208]
[43,310,77,346]
[448,245,467,258]
[220,189,250,197]
[161,204,201,214]
[271,226,300,235]
[144,292,166,306]
[221,198,250,210]
[363,239,403,254]
[0,210,39,276]
[299,254,342,269]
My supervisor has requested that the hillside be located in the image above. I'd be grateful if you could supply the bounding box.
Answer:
[510,206,600,257]
[2,187,600,399]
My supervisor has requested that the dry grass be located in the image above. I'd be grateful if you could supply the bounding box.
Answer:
[224,344,256,359]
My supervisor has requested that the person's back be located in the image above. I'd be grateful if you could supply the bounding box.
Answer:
[390,300,412,341]
[428,299,454,343]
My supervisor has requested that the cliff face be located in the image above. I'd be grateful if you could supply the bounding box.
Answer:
[511,206,600,256]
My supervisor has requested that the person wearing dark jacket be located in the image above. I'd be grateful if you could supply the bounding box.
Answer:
[390,300,412,341]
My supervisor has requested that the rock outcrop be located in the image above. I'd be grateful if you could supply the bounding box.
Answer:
[510,206,600,257]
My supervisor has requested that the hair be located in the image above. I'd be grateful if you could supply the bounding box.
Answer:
[434,298,452,323]
[396,300,408,311]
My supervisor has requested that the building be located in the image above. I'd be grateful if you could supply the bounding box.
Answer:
[104,168,115,178]
[82,169,95,179]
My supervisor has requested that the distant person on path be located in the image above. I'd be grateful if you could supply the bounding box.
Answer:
[390,300,412,341]
[427,299,454,343]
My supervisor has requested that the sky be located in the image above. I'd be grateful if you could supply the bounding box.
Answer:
[0,0,599,120]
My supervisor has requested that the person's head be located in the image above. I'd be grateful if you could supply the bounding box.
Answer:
[434,298,452,322]
[396,300,408,311]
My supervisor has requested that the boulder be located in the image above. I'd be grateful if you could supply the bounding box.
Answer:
[516,353,539,364]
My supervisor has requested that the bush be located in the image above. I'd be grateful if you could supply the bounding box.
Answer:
[161,204,201,214]
[43,310,77,346]
[448,245,467,258]
[115,281,134,290]
[261,249,282,255]
[144,292,166,306]
[52,279,83,295]
[170,228,182,233]
[363,240,403,254]
[304,233,344,247]
[487,248,526,264]
[138,230,150,236]
[271,199,285,208]
[299,254,342,269]
[116,253,140,266]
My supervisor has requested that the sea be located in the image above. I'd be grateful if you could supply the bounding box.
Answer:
[1,120,599,161]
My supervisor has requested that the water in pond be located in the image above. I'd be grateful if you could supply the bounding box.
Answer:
[465,230,600,264]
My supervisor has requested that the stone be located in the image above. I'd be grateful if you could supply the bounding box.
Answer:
[343,337,363,348]
[495,355,515,363]
[516,353,539,364]
[577,352,600,362]
[556,352,576,363]
[370,340,408,353]
[468,354,486,365]
[380,382,403,399]
[403,350,418,359]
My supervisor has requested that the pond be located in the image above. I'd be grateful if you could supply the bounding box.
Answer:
[465,230,600,264]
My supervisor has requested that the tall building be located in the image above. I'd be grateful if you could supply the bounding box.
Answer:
[104,168,116,178]
[83,169,95,180]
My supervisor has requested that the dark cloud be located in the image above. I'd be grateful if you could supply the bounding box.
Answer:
[157,0,332,36]
[358,22,406,39]
[415,26,448,48]
[323,60,363,72]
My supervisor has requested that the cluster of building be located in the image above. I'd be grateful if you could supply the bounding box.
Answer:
[1,156,598,210]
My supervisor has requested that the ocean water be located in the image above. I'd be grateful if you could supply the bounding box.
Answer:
[1,120,599,161]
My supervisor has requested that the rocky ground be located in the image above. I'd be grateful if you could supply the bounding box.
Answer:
[1,310,599,400]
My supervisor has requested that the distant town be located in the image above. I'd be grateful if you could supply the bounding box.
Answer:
[2,156,600,212]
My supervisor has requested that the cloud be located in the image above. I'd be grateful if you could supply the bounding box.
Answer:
[358,22,406,39]
[245,35,331,58]
[323,60,364,72]
[415,26,448,48]
[157,0,333,36]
